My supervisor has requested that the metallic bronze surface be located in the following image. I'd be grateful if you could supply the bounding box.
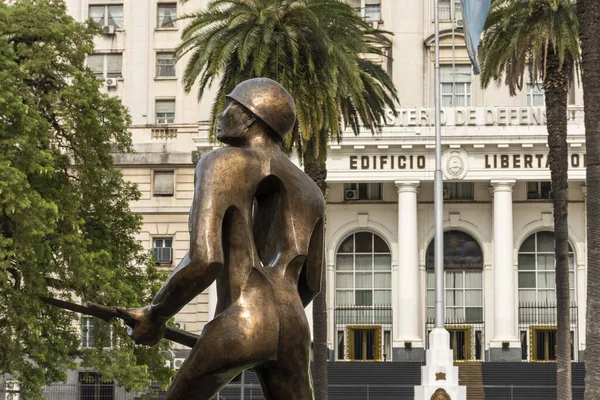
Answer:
[118,79,325,400]
[225,77,296,139]
[40,297,200,348]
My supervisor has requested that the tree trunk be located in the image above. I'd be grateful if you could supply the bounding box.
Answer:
[544,50,572,400]
[579,1,600,398]
[304,162,328,400]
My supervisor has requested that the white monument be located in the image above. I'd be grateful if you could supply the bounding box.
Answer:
[414,328,466,399]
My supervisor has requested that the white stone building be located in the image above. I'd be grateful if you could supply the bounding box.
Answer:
[65,0,588,367]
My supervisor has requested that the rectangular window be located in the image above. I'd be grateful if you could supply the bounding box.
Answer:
[526,181,552,200]
[443,182,474,200]
[153,237,173,264]
[153,171,174,196]
[383,330,391,361]
[439,0,451,20]
[156,52,176,77]
[448,327,471,361]
[441,65,472,107]
[79,372,115,400]
[157,3,177,28]
[337,330,345,360]
[365,3,381,21]
[81,317,113,349]
[5,380,20,400]
[438,0,462,21]
[454,0,463,20]
[521,330,528,360]
[347,326,382,361]
[89,4,123,28]
[527,81,545,106]
[81,316,95,348]
[155,100,175,124]
[529,328,574,361]
[344,183,383,201]
[427,271,483,324]
[87,53,123,79]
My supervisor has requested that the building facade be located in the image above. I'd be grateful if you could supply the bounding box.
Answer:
[65,0,587,368]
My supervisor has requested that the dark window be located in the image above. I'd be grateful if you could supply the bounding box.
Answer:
[426,230,483,271]
[347,327,382,361]
[79,372,114,400]
[527,181,552,200]
[443,182,474,200]
[521,330,528,360]
[530,328,574,361]
[448,328,468,361]
[337,331,345,360]
[344,183,382,201]
[153,237,173,264]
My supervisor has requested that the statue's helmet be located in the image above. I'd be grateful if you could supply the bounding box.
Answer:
[226,78,296,140]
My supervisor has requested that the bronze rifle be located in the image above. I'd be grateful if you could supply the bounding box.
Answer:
[41,296,199,348]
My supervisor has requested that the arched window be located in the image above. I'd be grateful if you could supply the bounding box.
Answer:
[425,230,484,361]
[335,232,392,306]
[426,230,484,322]
[517,231,576,362]
[335,232,392,362]
[518,231,575,304]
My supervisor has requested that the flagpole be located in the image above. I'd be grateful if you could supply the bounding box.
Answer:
[433,0,444,330]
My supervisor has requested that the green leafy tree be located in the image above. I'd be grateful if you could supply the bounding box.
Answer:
[0,1,173,397]
[176,0,398,397]
[577,0,600,398]
[479,0,580,398]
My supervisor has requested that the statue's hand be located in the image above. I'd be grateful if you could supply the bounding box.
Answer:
[115,306,166,346]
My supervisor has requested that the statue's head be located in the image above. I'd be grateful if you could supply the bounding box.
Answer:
[218,78,296,144]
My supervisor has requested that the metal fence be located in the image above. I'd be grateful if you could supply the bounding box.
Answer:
[481,385,585,400]
[518,302,578,325]
[518,303,579,362]
[334,305,393,326]
[0,383,588,400]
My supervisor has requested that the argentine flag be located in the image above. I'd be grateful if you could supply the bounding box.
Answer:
[460,0,492,74]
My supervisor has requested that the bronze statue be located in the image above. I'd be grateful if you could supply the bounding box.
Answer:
[117,78,325,400]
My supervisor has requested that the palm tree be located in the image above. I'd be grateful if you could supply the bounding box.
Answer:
[479,0,579,398]
[176,0,398,398]
[577,1,600,398]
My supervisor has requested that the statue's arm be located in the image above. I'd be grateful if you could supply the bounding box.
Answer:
[150,155,228,323]
[298,218,324,308]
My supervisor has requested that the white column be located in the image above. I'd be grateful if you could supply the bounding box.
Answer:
[326,261,335,355]
[490,180,519,344]
[395,181,421,346]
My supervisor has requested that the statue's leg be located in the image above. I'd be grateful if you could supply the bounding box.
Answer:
[165,303,279,400]
[254,360,314,400]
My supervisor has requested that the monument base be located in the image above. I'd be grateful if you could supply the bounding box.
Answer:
[414,328,466,400]
[392,346,425,362]
[488,347,521,362]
